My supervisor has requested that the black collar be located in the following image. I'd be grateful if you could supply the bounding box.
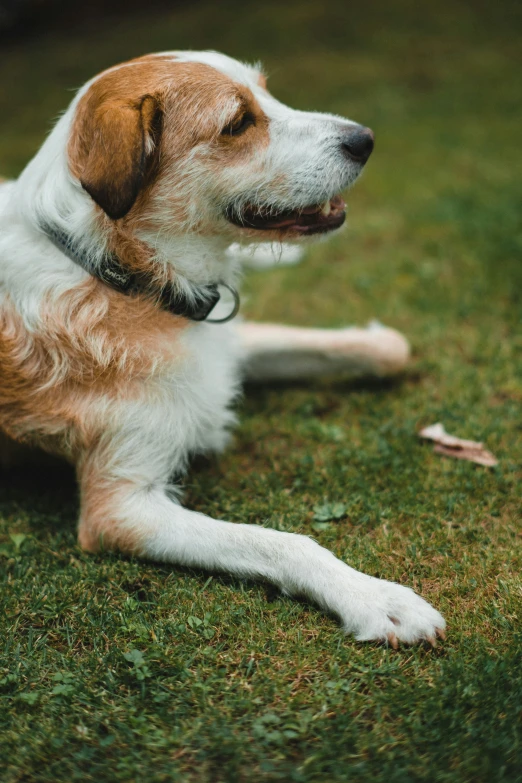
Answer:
[40,223,240,323]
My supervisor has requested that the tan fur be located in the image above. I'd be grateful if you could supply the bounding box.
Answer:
[74,93,162,220]
[69,57,269,231]
[0,281,187,456]
[78,468,145,553]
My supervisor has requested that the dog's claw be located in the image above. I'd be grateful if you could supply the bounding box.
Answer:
[387,632,399,650]
[436,627,446,641]
[426,635,437,648]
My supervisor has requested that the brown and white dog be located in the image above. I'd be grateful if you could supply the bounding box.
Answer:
[0,51,445,647]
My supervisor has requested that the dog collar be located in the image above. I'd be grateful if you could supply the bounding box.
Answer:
[39,223,240,324]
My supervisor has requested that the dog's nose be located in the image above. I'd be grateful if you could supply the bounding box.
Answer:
[342,126,374,163]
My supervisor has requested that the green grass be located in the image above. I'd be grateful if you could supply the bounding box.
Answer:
[1,0,521,780]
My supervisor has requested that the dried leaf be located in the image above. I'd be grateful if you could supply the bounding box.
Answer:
[419,422,498,467]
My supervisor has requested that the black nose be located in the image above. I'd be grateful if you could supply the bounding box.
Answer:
[342,126,374,163]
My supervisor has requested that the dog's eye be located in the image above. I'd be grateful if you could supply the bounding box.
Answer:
[222,112,255,137]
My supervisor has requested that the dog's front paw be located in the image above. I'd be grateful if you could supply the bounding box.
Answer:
[339,577,446,648]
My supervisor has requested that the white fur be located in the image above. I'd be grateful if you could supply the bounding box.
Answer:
[0,51,445,647]
[226,242,305,268]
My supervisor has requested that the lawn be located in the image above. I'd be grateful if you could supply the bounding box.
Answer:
[1,0,521,781]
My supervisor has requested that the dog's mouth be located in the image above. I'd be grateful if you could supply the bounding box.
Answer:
[225,194,346,235]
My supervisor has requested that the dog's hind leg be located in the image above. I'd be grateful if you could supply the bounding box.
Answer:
[237,321,410,382]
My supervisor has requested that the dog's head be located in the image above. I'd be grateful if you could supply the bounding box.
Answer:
[68,51,373,243]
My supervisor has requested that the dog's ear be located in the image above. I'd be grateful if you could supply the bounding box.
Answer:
[71,94,162,220]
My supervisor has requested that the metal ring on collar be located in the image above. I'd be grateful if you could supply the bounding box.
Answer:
[206,283,241,323]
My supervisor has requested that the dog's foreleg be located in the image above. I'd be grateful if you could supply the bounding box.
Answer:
[78,472,444,647]
[238,321,410,382]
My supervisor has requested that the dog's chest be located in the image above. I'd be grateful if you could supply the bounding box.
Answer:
[150,321,243,462]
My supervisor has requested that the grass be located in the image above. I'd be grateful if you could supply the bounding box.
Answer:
[1,0,521,780]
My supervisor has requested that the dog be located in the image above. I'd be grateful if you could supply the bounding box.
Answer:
[0,51,445,647]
